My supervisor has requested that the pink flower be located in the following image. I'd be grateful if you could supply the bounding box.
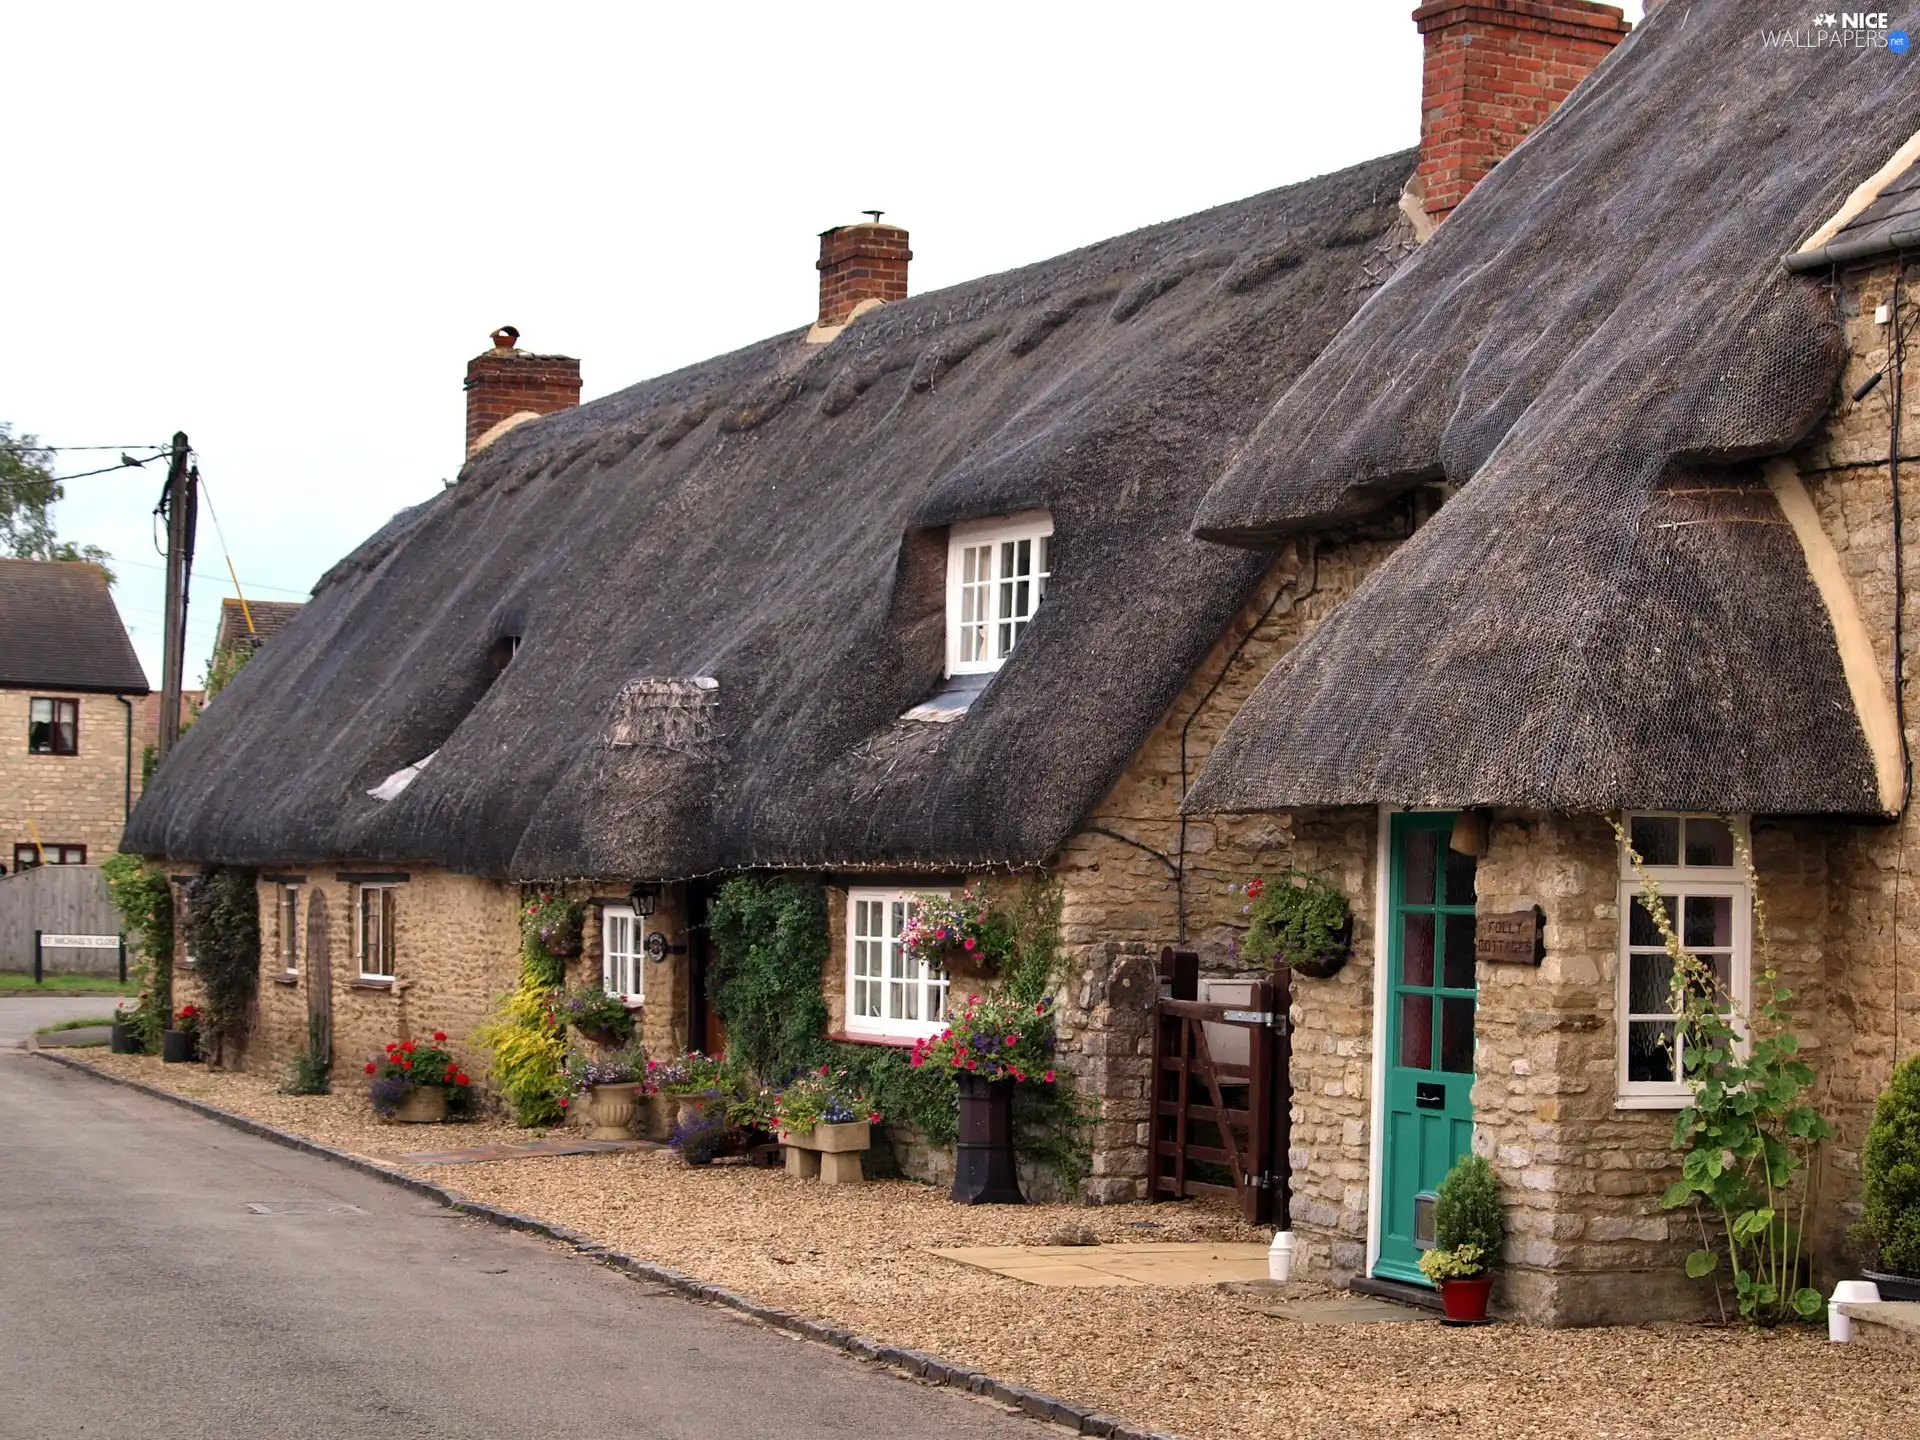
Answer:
[868,1112,882,1124]
[1004,1034,1018,1047]
[819,1064,830,1076]
[1043,1070,1056,1083]
[963,938,976,951]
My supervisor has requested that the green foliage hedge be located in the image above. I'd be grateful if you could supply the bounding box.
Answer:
[1861,1052,1920,1276]
[101,853,174,1051]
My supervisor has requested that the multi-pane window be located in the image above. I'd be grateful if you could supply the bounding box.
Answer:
[947,514,1052,675]
[279,886,300,974]
[847,889,948,1040]
[12,843,85,870]
[602,905,644,1004]
[1617,814,1750,1106]
[357,885,397,979]
[28,698,78,755]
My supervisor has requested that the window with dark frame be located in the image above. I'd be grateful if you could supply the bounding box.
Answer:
[28,698,79,755]
[12,843,86,869]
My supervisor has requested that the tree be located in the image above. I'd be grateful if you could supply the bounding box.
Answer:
[1,421,114,580]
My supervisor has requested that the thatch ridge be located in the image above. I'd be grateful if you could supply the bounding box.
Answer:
[128,151,1418,874]
[1186,2,1912,817]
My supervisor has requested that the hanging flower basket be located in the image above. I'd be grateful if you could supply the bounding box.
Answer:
[1236,871,1352,979]
[901,888,1005,976]
[521,892,584,960]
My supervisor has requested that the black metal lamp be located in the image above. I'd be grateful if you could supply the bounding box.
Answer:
[628,882,660,918]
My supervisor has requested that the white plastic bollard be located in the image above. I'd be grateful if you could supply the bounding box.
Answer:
[1268,1230,1295,1285]
[1829,1279,1882,1343]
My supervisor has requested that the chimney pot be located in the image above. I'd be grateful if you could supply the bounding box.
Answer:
[1412,0,1629,227]
[463,328,581,457]
[815,218,911,330]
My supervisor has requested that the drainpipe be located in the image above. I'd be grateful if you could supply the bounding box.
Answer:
[117,695,135,824]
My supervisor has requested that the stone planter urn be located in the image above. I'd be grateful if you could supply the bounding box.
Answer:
[779,1120,870,1184]
[585,1082,639,1140]
[392,1085,449,1123]
[951,1073,1024,1204]
[160,1028,199,1064]
[110,1021,140,1055]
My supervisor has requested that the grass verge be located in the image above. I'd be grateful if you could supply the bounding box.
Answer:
[0,973,136,996]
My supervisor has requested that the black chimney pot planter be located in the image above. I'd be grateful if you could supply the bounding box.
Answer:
[950,1073,1025,1205]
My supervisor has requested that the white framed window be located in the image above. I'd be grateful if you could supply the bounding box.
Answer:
[357,884,397,980]
[602,905,644,1004]
[846,888,949,1040]
[946,512,1052,676]
[279,885,299,975]
[1616,814,1751,1108]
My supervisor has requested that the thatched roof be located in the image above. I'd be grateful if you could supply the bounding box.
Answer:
[127,151,1417,876]
[1187,2,1916,818]
[0,560,148,693]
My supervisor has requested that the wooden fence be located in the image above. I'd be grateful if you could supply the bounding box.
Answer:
[0,865,123,975]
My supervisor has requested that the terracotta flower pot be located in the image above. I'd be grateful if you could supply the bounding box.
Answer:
[1439,1276,1494,1325]
[585,1082,638,1139]
[392,1085,448,1124]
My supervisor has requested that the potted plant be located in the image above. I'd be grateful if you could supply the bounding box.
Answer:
[668,1107,733,1166]
[521,891,584,961]
[774,1065,882,1184]
[563,1042,651,1139]
[364,1031,473,1124]
[161,1004,201,1064]
[559,981,637,1048]
[111,996,154,1055]
[1237,871,1352,979]
[1857,1051,1920,1301]
[650,1050,731,1129]
[902,887,1006,979]
[1418,1152,1504,1324]
[912,991,1062,1204]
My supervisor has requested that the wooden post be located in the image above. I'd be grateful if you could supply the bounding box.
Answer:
[156,432,195,762]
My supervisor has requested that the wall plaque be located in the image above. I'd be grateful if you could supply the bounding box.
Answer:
[1476,907,1545,966]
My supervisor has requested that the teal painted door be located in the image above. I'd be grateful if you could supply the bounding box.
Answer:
[1375,812,1478,1286]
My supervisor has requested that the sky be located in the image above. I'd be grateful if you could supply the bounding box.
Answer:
[5,0,1643,687]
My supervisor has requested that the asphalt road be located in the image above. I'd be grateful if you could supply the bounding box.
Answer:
[0,995,121,1046]
[0,1047,1061,1439]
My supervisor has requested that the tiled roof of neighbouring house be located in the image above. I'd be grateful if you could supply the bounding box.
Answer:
[213,597,303,654]
[1187,0,1915,819]
[0,559,150,694]
[1785,151,1920,273]
[126,149,1420,876]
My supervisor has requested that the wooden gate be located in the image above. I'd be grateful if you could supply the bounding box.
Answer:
[306,889,332,1069]
[1150,948,1291,1225]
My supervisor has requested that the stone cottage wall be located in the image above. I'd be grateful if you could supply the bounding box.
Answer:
[1,689,142,865]
[1790,256,1920,1278]
[1051,526,1412,1204]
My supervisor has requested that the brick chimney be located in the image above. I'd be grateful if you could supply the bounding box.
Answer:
[816,219,911,331]
[463,327,582,456]
[1413,1,1630,227]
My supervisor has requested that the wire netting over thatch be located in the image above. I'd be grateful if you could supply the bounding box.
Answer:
[127,151,1417,877]
[1187,1,1914,817]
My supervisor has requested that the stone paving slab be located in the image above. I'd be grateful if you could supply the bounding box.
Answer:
[34,1026,111,1048]
[931,1242,1272,1288]
[1257,1296,1428,1326]
[396,1137,660,1165]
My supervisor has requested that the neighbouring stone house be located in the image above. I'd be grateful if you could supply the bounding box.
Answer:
[118,0,1739,1324]
[0,559,150,874]
[1183,1,1920,1324]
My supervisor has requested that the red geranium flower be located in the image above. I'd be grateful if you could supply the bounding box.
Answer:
[400,1058,412,1069]
[364,1062,376,1074]
[432,1031,447,1042]
[401,1040,416,1053]
[385,1042,398,1051]
[455,1073,470,1086]
[1246,876,1266,899]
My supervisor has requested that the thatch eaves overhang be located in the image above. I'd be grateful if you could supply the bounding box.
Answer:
[126,151,1419,876]
[1186,1,1916,820]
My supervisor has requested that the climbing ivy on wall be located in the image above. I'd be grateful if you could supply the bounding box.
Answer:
[475,895,575,1125]
[182,865,260,1064]
[706,877,832,1081]
[101,854,174,1053]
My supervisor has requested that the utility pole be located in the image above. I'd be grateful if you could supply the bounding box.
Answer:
[156,432,196,763]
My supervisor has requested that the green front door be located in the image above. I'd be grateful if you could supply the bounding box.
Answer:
[1375,812,1479,1286]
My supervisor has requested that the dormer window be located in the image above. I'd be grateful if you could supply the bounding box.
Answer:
[946,512,1052,676]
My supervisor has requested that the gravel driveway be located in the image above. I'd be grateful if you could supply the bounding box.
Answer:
[64,1052,1918,1440]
